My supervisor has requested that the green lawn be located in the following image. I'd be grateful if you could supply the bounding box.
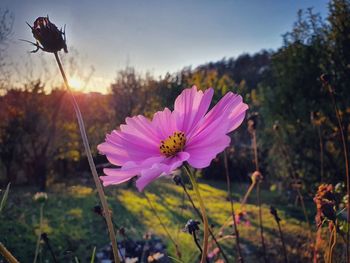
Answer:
[1,177,316,262]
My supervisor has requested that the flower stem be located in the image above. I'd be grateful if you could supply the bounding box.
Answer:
[53,52,120,263]
[251,130,267,263]
[241,181,256,208]
[178,179,229,262]
[0,242,19,263]
[330,225,337,263]
[278,222,288,263]
[317,125,324,182]
[184,165,209,263]
[224,150,244,263]
[273,214,288,263]
[33,203,44,263]
[144,193,182,260]
[41,234,58,263]
[256,183,267,263]
[193,231,203,257]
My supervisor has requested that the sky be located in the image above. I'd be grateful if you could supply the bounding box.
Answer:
[2,0,329,93]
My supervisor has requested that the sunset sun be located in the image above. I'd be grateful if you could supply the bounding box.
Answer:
[68,77,83,91]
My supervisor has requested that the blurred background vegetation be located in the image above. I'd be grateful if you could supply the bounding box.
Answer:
[1,0,349,191]
[1,1,350,262]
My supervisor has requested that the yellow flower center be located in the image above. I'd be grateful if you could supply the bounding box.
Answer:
[160,131,186,157]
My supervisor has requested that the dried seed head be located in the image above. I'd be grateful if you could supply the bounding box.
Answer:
[93,205,103,216]
[251,171,263,184]
[270,206,281,222]
[314,184,337,226]
[247,112,259,134]
[183,219,200,235]
[26,16,67,53]
[33,192,48,203]
[320,74,331,84]
[172,175,183,186]
[310,111,326,126]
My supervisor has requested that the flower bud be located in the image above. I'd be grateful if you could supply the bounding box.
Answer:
[320,74,331,84]
[27,16,67,53]
[270,206,281,222]
[172,175,183,186]
[247,112,258,134]
[251,171,263,184]
[33,192,48,203]
[183,219,200,235]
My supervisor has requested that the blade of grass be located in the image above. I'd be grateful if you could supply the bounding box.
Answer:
[90,246,96,263]
[0,183,11,214]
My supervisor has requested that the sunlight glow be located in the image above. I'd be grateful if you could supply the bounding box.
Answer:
[68,77,84,91]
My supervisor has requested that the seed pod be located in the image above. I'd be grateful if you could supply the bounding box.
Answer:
[27,16,67,53]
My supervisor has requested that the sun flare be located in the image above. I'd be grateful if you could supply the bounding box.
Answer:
[68,77,83,91]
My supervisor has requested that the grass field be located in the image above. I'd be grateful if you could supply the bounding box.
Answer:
[1,177,316,263]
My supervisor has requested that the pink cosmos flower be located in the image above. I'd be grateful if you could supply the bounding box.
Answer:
[98,86,248,191]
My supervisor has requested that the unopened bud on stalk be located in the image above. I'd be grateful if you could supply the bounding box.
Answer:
[270,206,281,222]
[183,219,200,235]
[247,112,258,134]
[320,74,331,85]
[251,171,263,184]
[172,175,183,186]
[26,16,67,53]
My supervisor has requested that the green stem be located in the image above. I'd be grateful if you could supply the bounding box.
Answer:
[184,165,209,263]
[179,180,229,262]
[144,193,182,260]
[54,52,120,263]
[33,204,43,263]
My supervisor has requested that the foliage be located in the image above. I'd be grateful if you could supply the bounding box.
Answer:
[0,179,314,262]
[260,1,350,188]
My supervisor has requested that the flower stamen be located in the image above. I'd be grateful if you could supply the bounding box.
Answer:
[160,131,186,157]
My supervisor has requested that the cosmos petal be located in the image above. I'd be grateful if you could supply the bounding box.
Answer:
[174,86,214,134]
[187,135,231,168]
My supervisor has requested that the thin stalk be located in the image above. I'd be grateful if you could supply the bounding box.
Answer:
[256,183,267,263]
[276,219,288,263]
[325,81,349,263]
[0,242,19,263]
[328,224,337,263]
[41,234,57,263]
[224,150,244,263]
[33,203,44,263]
[54,52,120,263]
[184,165,209,263]
[193,231,203,257]
[241,181,256,208]
[317,126,324,182]
[276,132,312,233]
[313,227,322,263]
[144,193,182,260]
[179,180,229,262]
[251,130,267,263]
[252,131,259,171]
